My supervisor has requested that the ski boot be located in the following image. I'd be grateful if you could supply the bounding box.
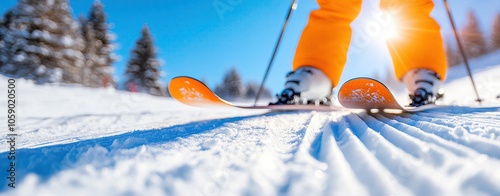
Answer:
[272,66,334,105]
[402,69,445,107]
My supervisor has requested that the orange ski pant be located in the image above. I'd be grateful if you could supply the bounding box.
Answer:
[293,0,447,86]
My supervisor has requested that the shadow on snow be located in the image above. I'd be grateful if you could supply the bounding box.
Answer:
[0,112,279,191]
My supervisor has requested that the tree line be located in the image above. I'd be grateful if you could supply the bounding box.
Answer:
[0,0,115,86]
[214,67,272,101]
[0,0,165,96]
[446,11,500,67]
[0,0,271,99]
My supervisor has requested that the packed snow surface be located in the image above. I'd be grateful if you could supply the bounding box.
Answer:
[1,52,500,195]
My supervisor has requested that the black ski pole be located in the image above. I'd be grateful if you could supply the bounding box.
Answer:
[254,0,299,106]
[443,0,482,103]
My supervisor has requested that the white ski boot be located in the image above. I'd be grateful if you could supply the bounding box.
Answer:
[273,66,334,105]
[402,69,445,107]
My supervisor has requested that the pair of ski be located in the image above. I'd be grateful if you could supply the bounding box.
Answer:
[169,76,442,113]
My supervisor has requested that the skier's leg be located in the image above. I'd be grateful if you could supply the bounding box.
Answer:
[381,0,447,106]
[293,0,362,87]
[380,0,447,80]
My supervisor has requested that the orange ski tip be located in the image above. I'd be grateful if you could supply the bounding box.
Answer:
[169,76,228,107]
[338,77,401,110]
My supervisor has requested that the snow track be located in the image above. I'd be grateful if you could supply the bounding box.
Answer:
[4,108,500,195]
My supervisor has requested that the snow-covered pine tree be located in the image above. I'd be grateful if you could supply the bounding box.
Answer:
[0,8,28,77]
[245,81,271,100]
[0,10,25,74]
[87,0,115,86]
[445,42,461,67]
[214,67,244,100]
[0,0,85,83]
[492,13,500,51]
[124,25,164,96]
[0,13,7,69]
[79,15,102,87]
[460,11,488,58]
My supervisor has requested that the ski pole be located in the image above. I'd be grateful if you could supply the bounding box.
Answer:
[254,0,299,106]
[443,0,483,103]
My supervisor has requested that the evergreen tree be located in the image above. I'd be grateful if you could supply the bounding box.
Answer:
[124,25,164,96]
[445,42,461,67]
[245,81,271,100]
[79,15,102,87]
[460,11,487,58]
[0,10,21,74]
[0,13,7,69]
[492,13,500,51]
[87,0,115,86]
[0,0,84,83]
[214,67,244,100]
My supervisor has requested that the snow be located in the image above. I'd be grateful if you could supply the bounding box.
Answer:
[1,52,500,195]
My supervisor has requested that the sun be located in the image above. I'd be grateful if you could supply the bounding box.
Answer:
[383,21,400,40]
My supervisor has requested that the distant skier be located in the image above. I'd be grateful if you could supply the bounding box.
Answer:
[276,0,446,106]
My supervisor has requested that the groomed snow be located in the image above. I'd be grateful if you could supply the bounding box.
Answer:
[1,51,500,195]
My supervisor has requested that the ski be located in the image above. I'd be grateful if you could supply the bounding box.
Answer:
[337,77,444,112]
[168,76,344,111]
[169,76,495,113]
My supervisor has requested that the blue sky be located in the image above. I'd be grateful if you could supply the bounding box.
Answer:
[1,0,499,93]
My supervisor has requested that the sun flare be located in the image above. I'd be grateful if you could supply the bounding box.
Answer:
[383,21,400,40]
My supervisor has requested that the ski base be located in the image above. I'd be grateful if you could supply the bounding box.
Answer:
[337,77,444,112]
